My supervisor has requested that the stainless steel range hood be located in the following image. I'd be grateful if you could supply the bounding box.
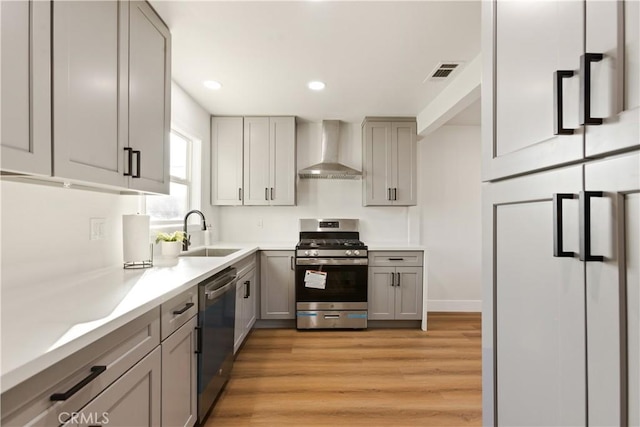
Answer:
[298,120,362,179]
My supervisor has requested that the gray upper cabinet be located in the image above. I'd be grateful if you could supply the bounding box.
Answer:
[17,0,172,193]
[483,0,639,182]
[482,0,584,181]
[211,117,244,205]
[362,118,417,206]
[127,0,171,194]
[584,0,639,158]
[0,0,51,176]
[212,116,296,206]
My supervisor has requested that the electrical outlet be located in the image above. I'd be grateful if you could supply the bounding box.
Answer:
[90,218,106,240]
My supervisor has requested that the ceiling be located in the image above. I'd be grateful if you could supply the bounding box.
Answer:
[151,1,481,123]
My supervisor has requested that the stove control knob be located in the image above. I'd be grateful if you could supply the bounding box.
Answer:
[353,250,360,256]
[312,250,319,256]
[345,250,353,256]
[304,251,310,256]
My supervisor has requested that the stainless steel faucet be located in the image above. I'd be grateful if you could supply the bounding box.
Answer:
[183,210,208,251]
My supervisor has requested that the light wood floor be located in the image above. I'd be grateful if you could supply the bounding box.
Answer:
[205,313,481,426]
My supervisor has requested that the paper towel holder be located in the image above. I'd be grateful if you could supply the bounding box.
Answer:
[124,244,153,269]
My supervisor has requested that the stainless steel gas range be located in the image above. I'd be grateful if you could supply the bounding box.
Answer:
[295,219,368,329]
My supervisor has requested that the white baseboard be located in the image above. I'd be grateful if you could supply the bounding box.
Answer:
[427,300,481,312]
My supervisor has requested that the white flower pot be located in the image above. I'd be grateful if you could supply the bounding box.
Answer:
[161,241,182,258]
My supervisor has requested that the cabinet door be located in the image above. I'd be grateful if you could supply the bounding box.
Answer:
[368,267,395,320]
[161,316,197,427]
[234,276,245,354]
[482,1,584,181]
[390,122,417,206]
[53,0,127,188]
[483,165,585,426]
[243,117,270,206]
[0,0,51,176]
[584,0,640,157]
[128,1,170,194]
[243,268,257,335]
[584,152,639,426]
[394,267,423,320]
[269,116,296,206]
[363,121,392,206]
[211,117,243,205]
[64,347,161,427]
[260,251,295,320]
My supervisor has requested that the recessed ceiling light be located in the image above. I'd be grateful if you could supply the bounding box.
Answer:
[203,80,222,90]
[308,81,326,91]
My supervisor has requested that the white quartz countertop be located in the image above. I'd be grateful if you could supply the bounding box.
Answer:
[0,243,262,393]
[1,241,423,393]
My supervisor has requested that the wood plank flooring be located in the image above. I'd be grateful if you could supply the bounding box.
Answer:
[205,312,481,426]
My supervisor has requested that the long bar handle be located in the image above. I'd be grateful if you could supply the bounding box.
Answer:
[579,53,604,126]
[388,188,391,201]
[553,70,575,135]
[397,272,400,287]
[290,256,294,270]
[173,302,194,315]
[238,188,242,201]
[132,150,141,178]
[50,366,107,401]
[393,188,397,201]
[390,272,395,287]
[123,147,133,176]
[579,191,604,261]
[194,326,202,354]
[244,280,250,298]
[553,193,576,257]
[265,188,269,201]
[270,187,274,200]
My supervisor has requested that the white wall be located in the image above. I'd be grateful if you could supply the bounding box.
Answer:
[416,125,482,311]
[217,121,413,244]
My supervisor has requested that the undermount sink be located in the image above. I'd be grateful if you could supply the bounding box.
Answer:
[181,248,240,257]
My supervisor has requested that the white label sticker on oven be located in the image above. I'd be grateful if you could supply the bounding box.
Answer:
[304,270,327,289]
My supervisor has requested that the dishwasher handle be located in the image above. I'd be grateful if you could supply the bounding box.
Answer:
[205,278,237,302]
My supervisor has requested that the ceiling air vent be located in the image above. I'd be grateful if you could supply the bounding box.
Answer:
[425,62,463,82]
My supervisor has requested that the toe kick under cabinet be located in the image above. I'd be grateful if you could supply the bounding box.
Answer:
[368,251,424,320]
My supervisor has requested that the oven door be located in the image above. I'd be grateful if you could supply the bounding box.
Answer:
[295,258,368,304]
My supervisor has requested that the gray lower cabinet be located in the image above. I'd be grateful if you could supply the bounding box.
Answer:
[260,251,295,320]
[1,309,160,427]
[368,251,424,321]
[62,347,161,427]
[161,316,197,427]
[235,265,257,353]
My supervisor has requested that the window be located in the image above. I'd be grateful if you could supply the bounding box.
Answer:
[146,130,199,222]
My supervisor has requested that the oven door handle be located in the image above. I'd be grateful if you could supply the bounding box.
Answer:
[296,258,369,266]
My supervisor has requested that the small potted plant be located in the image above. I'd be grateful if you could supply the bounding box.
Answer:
[155,231,186,258]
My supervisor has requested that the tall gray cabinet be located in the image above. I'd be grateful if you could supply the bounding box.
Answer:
[482,1,639,426]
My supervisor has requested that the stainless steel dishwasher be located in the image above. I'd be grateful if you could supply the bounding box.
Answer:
[197,267,237,423]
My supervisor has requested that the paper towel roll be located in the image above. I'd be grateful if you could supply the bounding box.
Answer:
[123,214,151,263]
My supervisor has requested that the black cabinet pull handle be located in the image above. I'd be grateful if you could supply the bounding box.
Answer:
[195,326,202,354]
[173,302,194,315]
[290,256,294,270]
[553,70,575,135]
[388,258,404,261]
[397,272,401,287]
[553,193,576,257]
[239,188,242,201]
[393,188,397,201]
[579,191,604,261]
[244,280,250,298]
[390,272,395,287]
[50,366,106,401]
[265,188,269,200]
[123,147,133,176]
[579,53,604,126]
[270,187,274,200]
[132,150,141,178]
[388,188,391,201]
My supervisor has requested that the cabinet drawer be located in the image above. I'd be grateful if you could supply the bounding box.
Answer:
[1,308,160,427]
[369,251,423,267]
[160,287,198,341]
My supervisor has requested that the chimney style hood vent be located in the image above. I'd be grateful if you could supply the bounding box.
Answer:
[298,120,362,179]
